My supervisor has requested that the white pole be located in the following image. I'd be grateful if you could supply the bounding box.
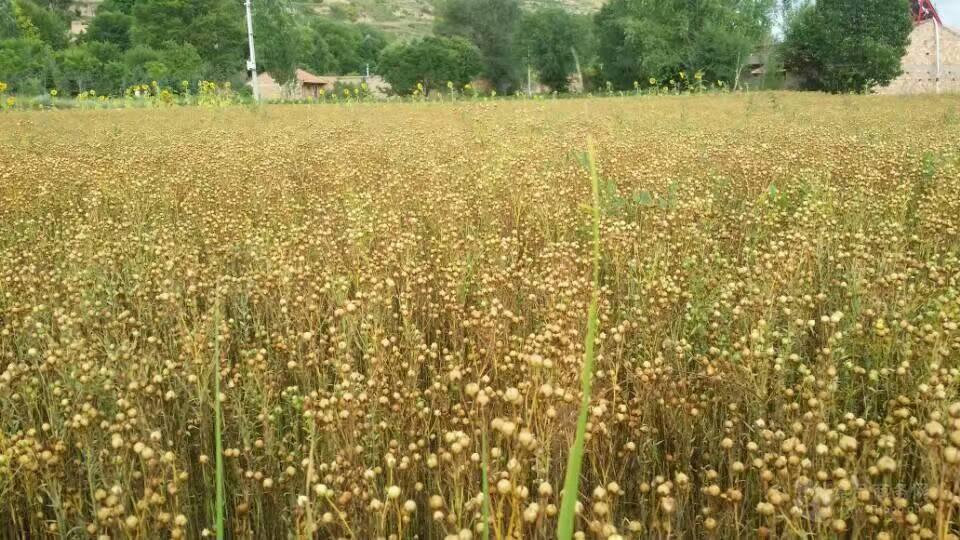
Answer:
[245,0,259,102]
[935,18,942,94]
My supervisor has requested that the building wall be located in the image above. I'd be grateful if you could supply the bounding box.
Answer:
[335,75,391,97]
[879,20,960,95]
[254,73,287,100]
[69,0,98,34]
[252,73,389,99]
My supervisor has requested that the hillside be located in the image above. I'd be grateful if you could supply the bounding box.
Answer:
[70,0,603,40]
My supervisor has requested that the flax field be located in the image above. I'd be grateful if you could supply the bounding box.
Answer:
[2,94,960,539]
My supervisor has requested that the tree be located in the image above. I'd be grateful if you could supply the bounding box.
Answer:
[355,23,387,72]
[130,0,192,47]
[0,37,55,92]
[688,2,772,88]
[121,41,202,87]
[130,0,245,80]
[85,10,133,49]
[594,0,774,89]
[517,8,593,92]
[255,0,303,84]
[100,59,127,91]
[98,0,136,15]
[303,17,367,74]
[378,35,482,94]
[38,0,72,17]
[159,40,202,83]
[435,0,520,92]
[185,1,245,80]
[303,28,337,75]
[81,40,124,93]
[781,0,912,92]
[0,0,19,39]
[12,0,68,49]
[123,43,161,82]
[57,44,100,91]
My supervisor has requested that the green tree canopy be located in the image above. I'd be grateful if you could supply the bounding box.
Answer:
[98,0,136,15]
[84,10,133,49]
[56,43,100,91]
[122,43,160,81]
[517,8,593,92]
[379,35,482,94]
[435,0,520,92]
[130,0,244,80]
[595,0,773,89]
[355,23,387,72]
[255,0,301,84]
[250,4,386,82]
[12,0,68,49]
[302,26,336,75]
[781,0,912,92]
[302,17,385,75]
[115,41,202,88]
[0,0,19,39]
[0,37,55,91]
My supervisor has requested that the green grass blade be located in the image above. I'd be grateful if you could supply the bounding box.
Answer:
[213,302,225,540]
[481,425,491,540]
[557,137,602,540]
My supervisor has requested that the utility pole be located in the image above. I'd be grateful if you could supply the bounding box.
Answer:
[244,0,259,102]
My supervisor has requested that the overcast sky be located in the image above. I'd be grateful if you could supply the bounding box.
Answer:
[940,0,960,28]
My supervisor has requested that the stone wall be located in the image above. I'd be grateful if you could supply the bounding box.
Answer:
[879,20,960,95]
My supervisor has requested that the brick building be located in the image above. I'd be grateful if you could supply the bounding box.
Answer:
[879,19,960,95]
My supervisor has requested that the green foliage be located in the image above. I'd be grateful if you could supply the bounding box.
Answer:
[119,41,202,88]
[781,0,912,93]
[578,153,678,220]
[254,0,301,84]
[355,23,387,70]
[517,8,592,92]
[156,41,203,83]
[303,28,337,75]
[212,303,225,540]
[594,0,773,89]
[0,0,18,39]
[56,43,100,91]
[0,0,390,95]
[378,35,481,94]
[41,0,72,17]
[130,0,245,80]
[12,0,68,49]
[129,0,193,47]
[121,43,160,80]
[435,0,521,92]
[0,37,54,92]
[329,2,358,21]
[557,140,602,540]
[98,0,136,15]
[310,17,364,74]
[301,18,386,75]
[188,2,246,80]
[85,11,132,49]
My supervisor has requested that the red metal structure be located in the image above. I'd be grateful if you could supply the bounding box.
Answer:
[912,0,942,25]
